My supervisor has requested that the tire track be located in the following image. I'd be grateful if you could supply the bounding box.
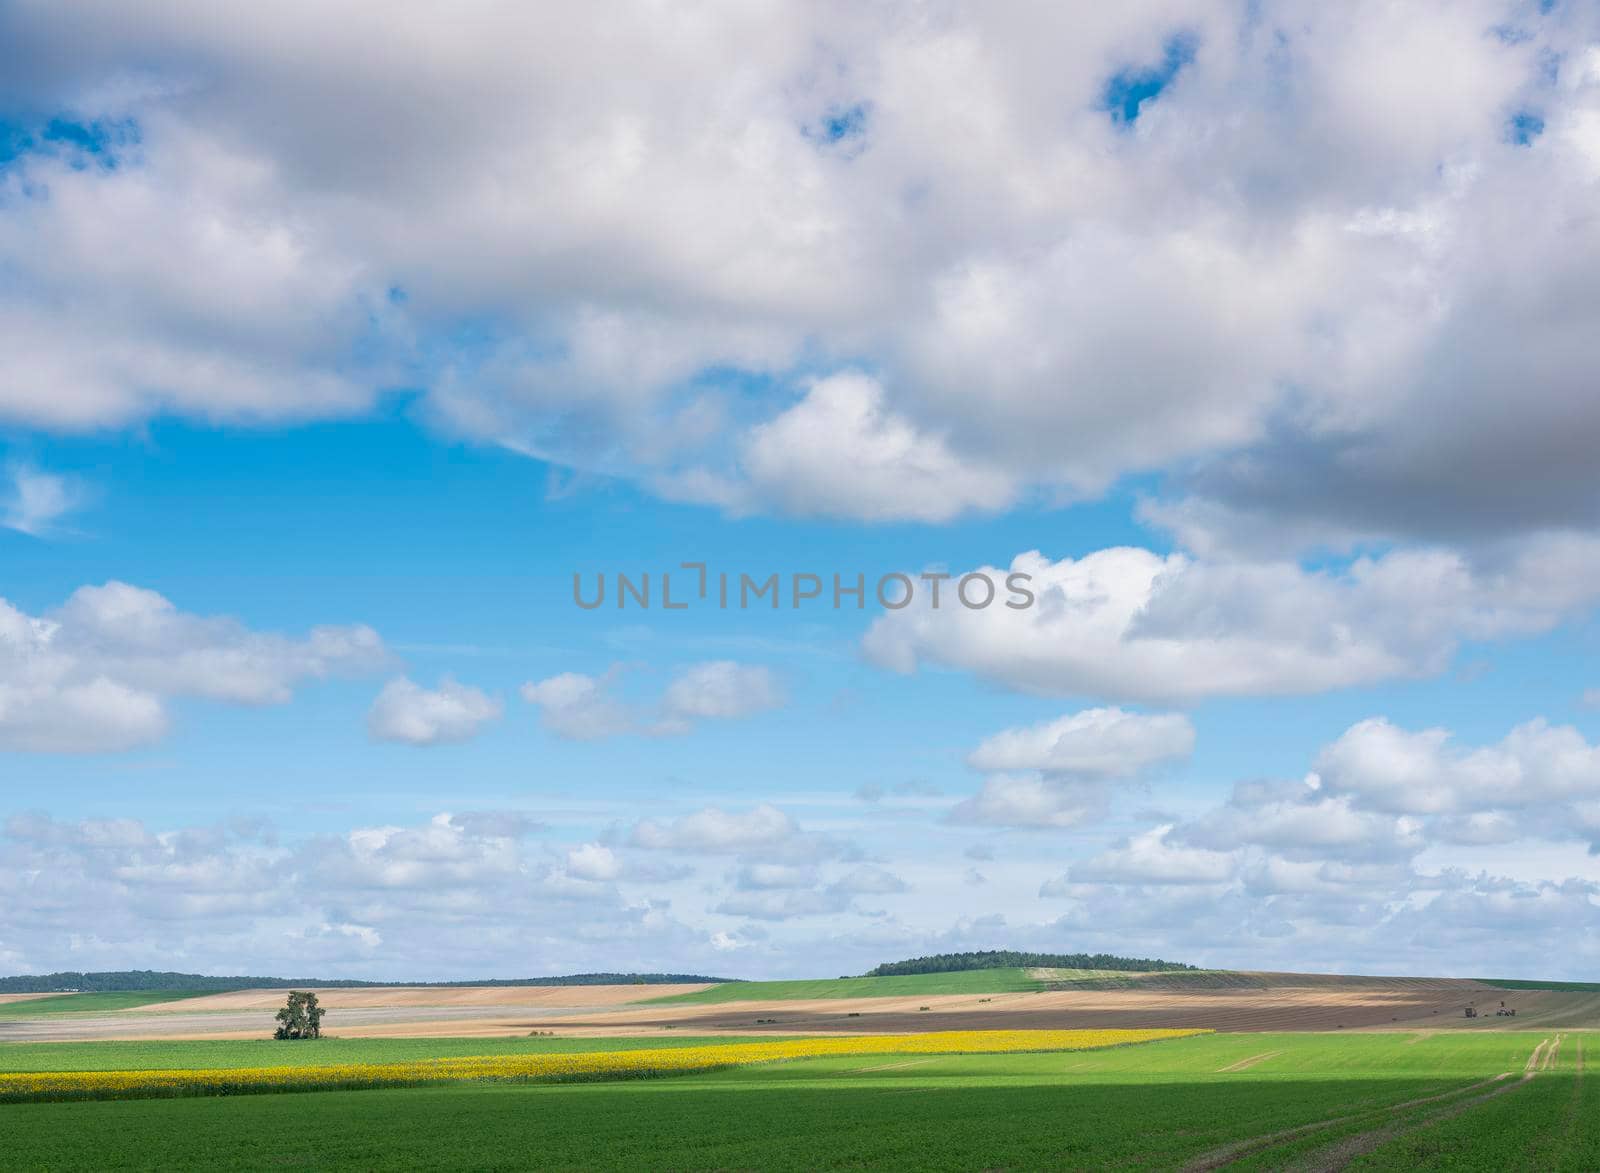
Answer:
[1286,1036,1554,1172]
[1216,1050,1283,1073]
[1179,1070,1518,1172]
[1190,1036,1548,1171]
[1552,1035,1585,1158]
[832,1058,936,1076]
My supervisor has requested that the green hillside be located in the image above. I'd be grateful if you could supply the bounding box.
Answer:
[0,991,215,1019]
[643,968,1044,1004]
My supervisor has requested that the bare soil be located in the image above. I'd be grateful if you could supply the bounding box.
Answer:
[9,975,1597,1043]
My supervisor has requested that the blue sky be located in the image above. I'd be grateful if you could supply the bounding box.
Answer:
[3,2,1600,982]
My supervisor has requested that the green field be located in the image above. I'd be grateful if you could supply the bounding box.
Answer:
[0,1035,783,1073]
[1483,978,1600,993]
[2,1031,1593,1169]
[645,968,1045,1003]
[0,991,212,1019]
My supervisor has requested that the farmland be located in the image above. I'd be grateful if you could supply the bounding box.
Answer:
[643,968,1047,1003]
[0,991,214,1019]
[4,972,1599,1169]
[2,1030,1594,1170]
[0,1034,796,1073]
[6,970,1599,1043]
[0,1030,1199,1103]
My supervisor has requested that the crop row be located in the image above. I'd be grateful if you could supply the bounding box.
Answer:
[0,1028,1205,1104]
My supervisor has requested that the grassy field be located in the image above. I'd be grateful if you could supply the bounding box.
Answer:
[0,1035,784,1073]
[0,991,212,1019]
[1,1031,1592,1169]
[643,968,1044,1003]
[1484,978,1600,993]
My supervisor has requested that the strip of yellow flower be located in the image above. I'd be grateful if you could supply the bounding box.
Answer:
[0,1029,1206,1104]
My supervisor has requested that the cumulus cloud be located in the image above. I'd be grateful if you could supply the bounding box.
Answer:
[626,803,874,923]
[714,863,908,921]
[631,805,800,854]
[522,661,783,739]
[1,464,81,536]
[0,809,751,979]
[968,707,1194,776]
[832,865,910,895]
[564,842,621,882]
[660,661,785,722]
[950,708,1194,830]
[0,5,1595,537]
[1177,780,1427,864]
[1050,825,1236,889]
[520,670,633,740]
[0,582,386,752]
[865,540,1600,701]
[948,775,1110,829]
[675,373,1016,522]
[1036,713,1600,974]
[1314,717,1600,817]
[366,676,502,746]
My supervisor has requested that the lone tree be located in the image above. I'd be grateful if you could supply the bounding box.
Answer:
[273,990,325,1040]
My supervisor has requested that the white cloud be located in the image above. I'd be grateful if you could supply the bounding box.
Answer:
[735,862,820,891]
[523,661,783,739]
[832,865,910,895]
[968,707,1193,776]
[1314,717,1600,828]
[366,676,502,746]
[631,804,799,853]
[947,774,1109,829]
[520,671,633,740]
[714,888,853,922]
[0,809,747,980]
[661,661,784,721]
[1,465,81,536]
[0,123,381,430]
[865,540,1600,701]
[1179,783,1426,864]
[690,372,1017,522]
[0,5,1594,536]
[0,582,386,752]
[1051,825,1235,889]
[1032,714,1600,974]
[565,842,621,882]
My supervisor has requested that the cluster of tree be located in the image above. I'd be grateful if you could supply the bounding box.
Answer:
[273,991,325,1040]
[863,950,1196,977]
[0,970,728,994]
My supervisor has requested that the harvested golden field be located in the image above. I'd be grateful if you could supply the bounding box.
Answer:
[8,975,1595,1043]
[518,975,1599,1037]
[126,984,713,1013]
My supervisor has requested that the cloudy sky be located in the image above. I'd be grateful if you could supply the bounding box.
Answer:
[4,1,1600,981]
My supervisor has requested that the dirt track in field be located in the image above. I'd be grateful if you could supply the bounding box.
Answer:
[4,975,1596,1042]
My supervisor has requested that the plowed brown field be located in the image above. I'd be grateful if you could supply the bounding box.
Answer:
[7,975,1596,1042]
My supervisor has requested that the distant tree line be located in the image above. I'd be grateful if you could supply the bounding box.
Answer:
[863,951,1195,976]
[0,970,729,994]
